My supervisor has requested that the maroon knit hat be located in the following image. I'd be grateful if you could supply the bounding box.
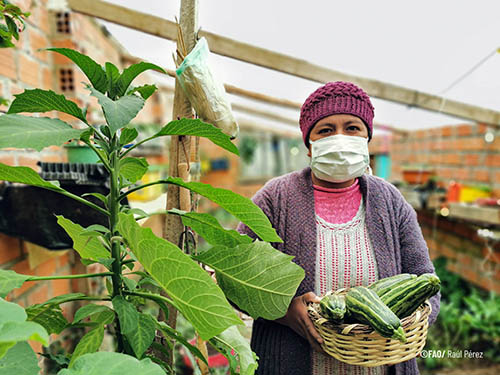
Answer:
[299,81,375,146]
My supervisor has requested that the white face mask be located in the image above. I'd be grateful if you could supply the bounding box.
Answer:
[310,134,370,183]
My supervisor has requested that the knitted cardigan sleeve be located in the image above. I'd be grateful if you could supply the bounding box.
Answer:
[389,183,441,326]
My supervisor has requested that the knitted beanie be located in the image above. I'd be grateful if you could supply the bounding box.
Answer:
[299,81,375,146]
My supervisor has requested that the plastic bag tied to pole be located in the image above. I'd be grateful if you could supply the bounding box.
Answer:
[176,37,239,139]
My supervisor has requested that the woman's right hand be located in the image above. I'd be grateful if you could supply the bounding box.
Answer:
[275,292,325,353]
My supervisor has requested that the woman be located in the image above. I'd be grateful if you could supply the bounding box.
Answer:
[237,81,440,375]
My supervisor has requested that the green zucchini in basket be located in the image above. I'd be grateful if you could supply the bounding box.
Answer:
[345,286,407,343]
[368,273,417,296]
[319,293,347,323]
[378,273,440,318]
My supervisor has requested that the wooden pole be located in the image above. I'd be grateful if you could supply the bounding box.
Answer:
[159,0,199,369]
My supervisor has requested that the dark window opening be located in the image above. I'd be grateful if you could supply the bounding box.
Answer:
[56,12,71,34]
[59,69,74,92]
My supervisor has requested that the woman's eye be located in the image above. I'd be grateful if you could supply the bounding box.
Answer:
[347,126,360,132]
[318,128,331,134]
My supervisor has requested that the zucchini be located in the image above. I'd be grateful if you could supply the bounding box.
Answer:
[369,273,417,296]
[319,292,347,323]
[380,273,440,318]
[381,273,441,318]
[345,286,406,343]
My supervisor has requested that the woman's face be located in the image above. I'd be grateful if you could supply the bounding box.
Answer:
[307,114,368,156]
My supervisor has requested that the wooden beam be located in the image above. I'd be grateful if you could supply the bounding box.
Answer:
[69,0,500,126]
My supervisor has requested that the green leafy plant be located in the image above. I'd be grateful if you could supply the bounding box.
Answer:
[0,48,304,374]
[419,257,500,370]
[0,0,30,48]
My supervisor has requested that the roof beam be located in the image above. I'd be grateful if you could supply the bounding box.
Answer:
[68,0,500,126]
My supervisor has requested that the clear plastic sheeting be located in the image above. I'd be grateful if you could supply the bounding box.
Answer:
[176,37,239,139]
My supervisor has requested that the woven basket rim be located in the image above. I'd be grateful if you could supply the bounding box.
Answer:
[308,299,432,335]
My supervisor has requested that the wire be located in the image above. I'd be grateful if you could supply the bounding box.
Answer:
[438,48,499,95]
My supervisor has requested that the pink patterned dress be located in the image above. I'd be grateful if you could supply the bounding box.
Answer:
[311,180,386,375]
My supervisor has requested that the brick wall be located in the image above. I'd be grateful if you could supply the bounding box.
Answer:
[419,210,500,294]
[0,1,172,355]
[383,123,500,197]
[370,123,500,293]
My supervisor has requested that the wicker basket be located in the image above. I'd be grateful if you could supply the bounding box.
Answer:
[307,298,432,367]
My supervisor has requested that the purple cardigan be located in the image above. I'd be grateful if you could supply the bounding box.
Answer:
[237,167,440,375]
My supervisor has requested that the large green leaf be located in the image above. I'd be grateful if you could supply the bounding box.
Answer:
[7,89,87,122]
[193,241,304,320]
[0,163,62,191]
[56,216,110,260]
[155,118,239,156]
[26,304,67,335]
[209,326,258,375]
[89,87,144,134]
[0,270,30,298]
[105,62,120,98]
[111,297,137,335]
[47,48,107,94]
[0,299,26,324]
[0,114,84,151]
[169,208,252,248]
[115,62,165,97]
[117,213,242,340]
[119,157,148,184]
[0,321,49,357]
[119,127,138,146]
[127,84,157,100]
[73,304,113,324]
[165,178,282,243]
[59,352,164,375]
[127,313,156,358]
[69,325,104,367]
[0,342,40,375]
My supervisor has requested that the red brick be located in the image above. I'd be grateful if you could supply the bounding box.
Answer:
[441,126,454,137]
[29,341,43,355]
[456,137,485,151]
[40,152,64,163]
[9,259,36,298]
[494,171,500,185]
[51,39,77,64]
[58,253,70,268]
[457,124,473,136]
[0,234,22,264]
[35,258,57,277]
[29,28,49,63]
[415,130,427,139]
[0,154,16,166]
[41,66,52,90]
[443,153,461,165]
[457,252,473,266]
[52,278,71,297]
[486,136,500,152]
[465,154,479,166]
[473,169,490,183]
[26,283,49,305]
[485,154,500,167]
[17,155,39,170]
[483,247,500,264]
[0,48,17,80]
[455,167,470,180]
[477,123,489,134]
[19,54,39,87]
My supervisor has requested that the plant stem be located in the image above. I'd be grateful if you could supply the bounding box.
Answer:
[85,141,112,171]
[124,290,175,307]
[120,135,156,158]
[26,272,113,281]
[56,188,110,217]
[108,136,125,352]
[118,179,168,202]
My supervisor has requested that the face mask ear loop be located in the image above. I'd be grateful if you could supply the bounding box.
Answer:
[366,165,373,176]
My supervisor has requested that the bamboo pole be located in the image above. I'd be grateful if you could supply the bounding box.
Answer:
[158,0,199,369]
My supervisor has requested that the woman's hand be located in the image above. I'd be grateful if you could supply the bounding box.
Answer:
[275,292,325,353]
